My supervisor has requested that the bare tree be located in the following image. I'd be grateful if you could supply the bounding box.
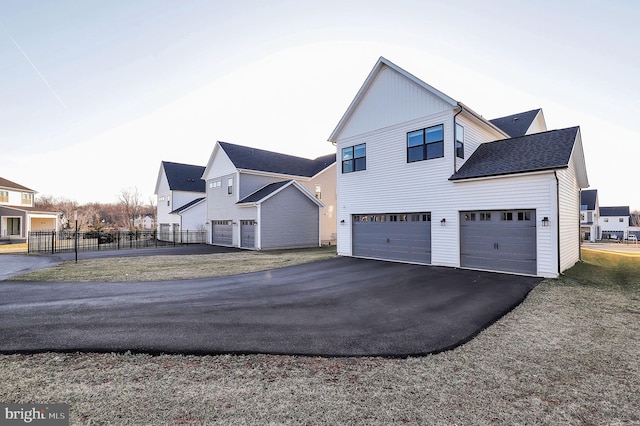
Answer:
[35,195,79,230]
[631,210,640,227]
[118,187,143,230]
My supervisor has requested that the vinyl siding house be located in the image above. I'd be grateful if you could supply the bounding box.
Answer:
[598,206,630,240]
[202,141,336,249]
[580,189,599,242]
[329,57,589,278]
[154,162,206,239]
[0,177,59,242]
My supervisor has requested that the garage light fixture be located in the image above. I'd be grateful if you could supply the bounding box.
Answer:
[440,218,446,226]
[542,217,550,227]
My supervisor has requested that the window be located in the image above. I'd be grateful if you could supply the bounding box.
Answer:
[167,195,170,207]
[0,191,8,203]
[518,211,531,221]
[480,212,491,221]
[227,177,233,195]
[465,213,476,221]
[407,124,444,162]
[342,144,366,173]
[315,185,322,199]
[21,192,33,205]
[209,180,221,189]
[502,212,513,221]
[456,123,464,159]
[7,218,20,235]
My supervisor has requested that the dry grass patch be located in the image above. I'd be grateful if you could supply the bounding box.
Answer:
[11,246,337,282]
[1,249,638,424]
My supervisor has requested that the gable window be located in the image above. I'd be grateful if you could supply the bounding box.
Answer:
[407,124,444,162]
[456,123,464,159]
[342,144,366,173]
[0,191,8,203]
[209,180,221,189]
[227,177,233,195]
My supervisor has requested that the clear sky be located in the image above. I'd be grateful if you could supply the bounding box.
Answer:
[2,0,638,209]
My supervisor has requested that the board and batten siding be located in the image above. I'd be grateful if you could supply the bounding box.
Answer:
[260,185,320,249]
[339,66,453,140]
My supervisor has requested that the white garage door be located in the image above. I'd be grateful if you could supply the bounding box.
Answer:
[460,210,537,275]
[352,213,431,264]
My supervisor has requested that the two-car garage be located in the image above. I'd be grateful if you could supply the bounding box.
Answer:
[351,209,537,275]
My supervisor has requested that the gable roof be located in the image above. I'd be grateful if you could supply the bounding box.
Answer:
[450,127,580,181]
[169,197,205,214]
[489,109,542,137]
[580,189,598,210]
[161,162,206,192]
[218,141,336,178]
[237,180,324,207]
[0,177,35,192]
[600,206,630,217]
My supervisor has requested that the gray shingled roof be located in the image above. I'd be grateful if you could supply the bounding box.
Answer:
[600,206,630,217]
[581,189,598,210]
[450,127,579,181]
[237,180,292,204]
[162,162,206,192]
[219,142,335,177]
[489,109,541,137]
[170,197,205,214]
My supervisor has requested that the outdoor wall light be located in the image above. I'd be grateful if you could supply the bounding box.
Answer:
[440,218,446,226]
[340,219,345,223]
[542,217,550,227]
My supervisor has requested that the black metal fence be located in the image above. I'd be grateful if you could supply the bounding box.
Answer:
[28,230,207,254]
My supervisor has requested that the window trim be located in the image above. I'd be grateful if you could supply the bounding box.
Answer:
[407,124,444,163]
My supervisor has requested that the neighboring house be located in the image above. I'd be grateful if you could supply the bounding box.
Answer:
[202,141,336,249]
[0,177,59,242]
[134,214,156,230]
[580,189,599,242]
[328,57,589,278]
[598,206,630,240]
[154,161,206,238]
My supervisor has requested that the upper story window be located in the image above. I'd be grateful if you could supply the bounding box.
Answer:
[315,185,322,199]
[407,124,444,163]
[227,177,233,195]
[342,144,366,173]
[0,191,8,203]
[456,123,464,159]
[21,192,33,205]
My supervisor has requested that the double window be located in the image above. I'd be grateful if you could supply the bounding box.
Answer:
[342,144,366,173]
[407,124,444,162]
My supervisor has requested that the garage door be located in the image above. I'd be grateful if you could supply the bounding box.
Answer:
[352,213,431,264]
[212,220,233,245]
[240,220,256,248]
[460,210,536,275]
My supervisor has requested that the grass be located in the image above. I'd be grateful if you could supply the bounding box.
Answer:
[11,246,338,282]
[0,248,638,424]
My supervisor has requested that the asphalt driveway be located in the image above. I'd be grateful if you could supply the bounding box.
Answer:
[0,256,541,357]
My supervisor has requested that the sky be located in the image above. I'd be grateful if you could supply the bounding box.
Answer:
[1,0,639,209]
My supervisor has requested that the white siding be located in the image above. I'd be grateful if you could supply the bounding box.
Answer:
[557,157,581,272]
[339,66,452,140]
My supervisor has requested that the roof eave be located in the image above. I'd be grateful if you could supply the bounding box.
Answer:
[449,166,568,182]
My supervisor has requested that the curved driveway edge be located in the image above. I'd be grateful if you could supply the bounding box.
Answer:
[0,257,542,357]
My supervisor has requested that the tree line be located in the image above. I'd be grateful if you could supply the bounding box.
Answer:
[35,188,156,232]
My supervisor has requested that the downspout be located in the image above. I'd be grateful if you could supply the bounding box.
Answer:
[554,171,561,275]
[453,104,463,174]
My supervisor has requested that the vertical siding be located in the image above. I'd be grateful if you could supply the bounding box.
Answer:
[260,186,319,249]
[340,66,452,139]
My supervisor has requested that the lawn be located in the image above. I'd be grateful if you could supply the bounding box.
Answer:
[0,249,638,424]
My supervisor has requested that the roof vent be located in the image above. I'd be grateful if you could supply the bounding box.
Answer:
[513,117,519,121]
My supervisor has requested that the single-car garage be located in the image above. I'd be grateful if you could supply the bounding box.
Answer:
[352,213,431,264]
[212,220,233,245]
[240,220,256,248]
[460,210,537,275]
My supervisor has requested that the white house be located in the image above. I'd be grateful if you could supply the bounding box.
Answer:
[580,189,599,242]
[154,161,206,238]
[0,177,59,242]
[598,206,630,240]
[202,141,336,249]
[328,57,589,278]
